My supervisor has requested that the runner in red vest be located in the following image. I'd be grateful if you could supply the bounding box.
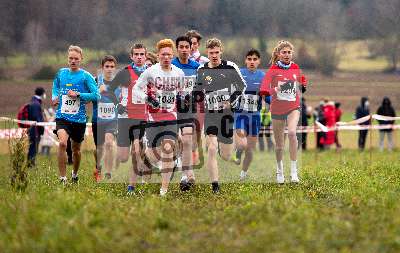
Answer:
[109,43,148,194]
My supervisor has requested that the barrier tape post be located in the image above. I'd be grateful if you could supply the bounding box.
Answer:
[369,114,373,165]
[314,121,318,163]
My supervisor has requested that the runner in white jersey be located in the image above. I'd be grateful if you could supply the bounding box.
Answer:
[134,39,185,196]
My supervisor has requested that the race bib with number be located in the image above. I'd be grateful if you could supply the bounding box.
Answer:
[276,80,297,102]
[183,76,196,95]
[241,94,259,111]
[61,95,80,114]
[156,90,176,110]
[98,102,116,120]
[206,89,230,110]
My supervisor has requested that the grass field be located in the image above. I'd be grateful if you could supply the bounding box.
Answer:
[0,148,399,252]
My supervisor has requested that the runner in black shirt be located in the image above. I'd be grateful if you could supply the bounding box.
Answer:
[193,38,246,193]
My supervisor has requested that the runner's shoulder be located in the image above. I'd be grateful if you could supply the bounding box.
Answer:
[289,62,300,69]
[56,68,70,77]
[81,69,95,79]
[171,64,185,76]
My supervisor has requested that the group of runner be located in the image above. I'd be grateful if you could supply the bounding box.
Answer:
[51,30,308,196]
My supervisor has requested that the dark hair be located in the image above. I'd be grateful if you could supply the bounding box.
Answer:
[185,30,202,42]
[175,35,192,48]
[101,55,117,67]
[130,43,147,56]
[246,49,261,58]
[35,87,45,96]
[335,102,341,108]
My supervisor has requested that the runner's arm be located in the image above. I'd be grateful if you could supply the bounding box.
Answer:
[229,63,247,107]
[259,68,273,97]
[79,74,100,102]
[52,71,60,101]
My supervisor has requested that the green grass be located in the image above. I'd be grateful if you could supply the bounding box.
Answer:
[0,149,399,252]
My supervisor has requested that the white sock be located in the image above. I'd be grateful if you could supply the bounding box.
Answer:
[71,172,78,178]
[240,170,247,178]
[160,188,168,196]
[60,176,67,181]
[291,160,297,174]
[276,160,283,174]
[181,175,188,182]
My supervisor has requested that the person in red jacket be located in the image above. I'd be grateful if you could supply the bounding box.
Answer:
[260,40,307,184]
[320,101,336,148]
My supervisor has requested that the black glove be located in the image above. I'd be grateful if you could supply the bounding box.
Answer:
[230,91,243,111]
[117,104,127,115]
[147,96,160,109]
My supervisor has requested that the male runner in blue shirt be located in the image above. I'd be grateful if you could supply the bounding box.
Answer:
[52,45,99,184]
[234,49,267,181]
[172,35,200,191]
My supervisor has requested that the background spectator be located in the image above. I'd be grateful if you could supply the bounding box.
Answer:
[298,97,311,150]
[376,97,396,151]
[27,87,46,167]
[320,101,336,148]
[355,96,371,151]
[313,99,326,151]
[39,108,55,156]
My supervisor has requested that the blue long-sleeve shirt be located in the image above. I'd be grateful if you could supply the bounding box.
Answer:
[52,68,99,123]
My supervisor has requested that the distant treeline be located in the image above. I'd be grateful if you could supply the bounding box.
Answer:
[1,0,399,73]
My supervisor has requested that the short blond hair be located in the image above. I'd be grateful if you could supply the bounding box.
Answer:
[68,45,83,57]
[156,39,175,52]
[206,38,223,50]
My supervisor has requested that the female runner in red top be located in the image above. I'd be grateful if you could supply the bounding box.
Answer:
[260,40,307,184]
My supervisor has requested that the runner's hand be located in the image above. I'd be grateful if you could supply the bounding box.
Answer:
[117,104,127,114]
[68,90,79,98]
[99,84,107,93]
[52,98,59,107]
[147,96,160,109]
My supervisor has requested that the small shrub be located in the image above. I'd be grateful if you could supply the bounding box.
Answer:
[315,43,338,76]
[32,65,56,80]
[9,133,29,192]
[296,44,317,70]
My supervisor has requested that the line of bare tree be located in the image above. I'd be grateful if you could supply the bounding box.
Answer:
[0,0,399,74]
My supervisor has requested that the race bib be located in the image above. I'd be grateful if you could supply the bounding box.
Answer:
[183,76,196,95]
[206,89,230,110]
[98,102,116,120]
[276,80,297,102]
[242,94,259,111]
[61,95,80,115]
[156,90,176,110]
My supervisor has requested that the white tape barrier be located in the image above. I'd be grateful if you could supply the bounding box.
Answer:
[0,117,92,127]
[0,115,398,139]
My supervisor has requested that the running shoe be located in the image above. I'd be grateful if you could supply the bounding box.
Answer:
[212,182,220,194]
[127,185,135,196]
